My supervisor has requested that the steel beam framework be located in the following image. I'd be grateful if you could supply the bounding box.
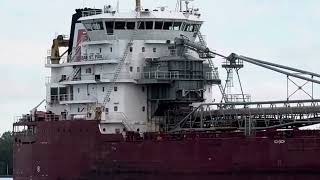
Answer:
[172,100,320,133]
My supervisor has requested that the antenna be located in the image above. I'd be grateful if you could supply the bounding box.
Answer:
[116,0,119,12]
[180,0,194,11]
[135,0,141,12]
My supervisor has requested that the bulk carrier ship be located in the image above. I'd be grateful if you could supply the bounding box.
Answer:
[13,1,320,180]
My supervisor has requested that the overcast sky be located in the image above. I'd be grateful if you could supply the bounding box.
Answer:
[1,0,320,134]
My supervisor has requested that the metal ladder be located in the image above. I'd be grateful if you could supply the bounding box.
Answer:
[65,36,87,81]
[67,66,81,81]
[68,45,82,62]
[102,40,133,105]
[196,28,228,102]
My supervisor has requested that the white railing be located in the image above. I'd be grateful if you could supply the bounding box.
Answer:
[206,71,220,80]
[140,71,207,80]
[46,72,135,84]
[45,56,68,66]
[226,94,251,103]
[82,9,102,17]
[50,94,73,103]
[140,71,179,80]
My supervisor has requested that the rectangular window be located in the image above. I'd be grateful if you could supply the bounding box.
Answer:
[173,22,182,30]
[163,22,173,30]
[130,66,133,72]
[102,87,105,92]
[105,21,114,34]
[110,47,113,52]
[153,48,156,53]
[188,24,195,32]
[92,22,104,30]
[59,87,67,95]
[142,106,145,112]
[138,21,145,29]
[126,22,136,30]
[95,75,101,81]
[142,47,145,52]
[99,48,102,53]
[77,88,80,93]
[114,86,118,91]
[130,47,133,52]
[115,21,126,29]
[61,75,66,81]
[155,21,163,29]
[114,106,118,112]
[184,24,190,32]
[84,23,93,31]
[85,68,92,74]
[146,21,154,29]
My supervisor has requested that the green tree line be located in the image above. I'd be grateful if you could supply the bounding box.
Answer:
[0,131,13,175]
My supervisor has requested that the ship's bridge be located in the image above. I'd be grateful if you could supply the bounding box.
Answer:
[79,9,203,41]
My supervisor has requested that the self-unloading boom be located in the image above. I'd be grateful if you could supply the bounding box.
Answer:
[175,37,320,85]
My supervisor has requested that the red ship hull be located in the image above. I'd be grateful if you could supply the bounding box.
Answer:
[13,120,320,180]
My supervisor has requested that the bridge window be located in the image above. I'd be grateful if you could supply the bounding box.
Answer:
[138,21,145,29]
[126,22,136,30]
[105,21,114,34]
[163,22,173,30]
[184,24,190,31]
[155,21,163,29]
[92,22,104,30]
[189,24,195,32]
[84,23,93,31]
[173,22,182,30]
[146,21,154,29]
[115,21,126,29]
[184,24,195,32]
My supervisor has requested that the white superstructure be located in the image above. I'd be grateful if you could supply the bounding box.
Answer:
[45,0,219,134]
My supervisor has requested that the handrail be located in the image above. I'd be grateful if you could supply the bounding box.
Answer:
[120,112,134,131]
